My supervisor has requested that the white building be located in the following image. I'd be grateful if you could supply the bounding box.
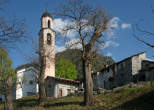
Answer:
[14,11,80,100]
[15,64,39,99]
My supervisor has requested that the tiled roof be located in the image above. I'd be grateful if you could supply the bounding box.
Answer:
[41,11,52,18]
[46,76,80,85]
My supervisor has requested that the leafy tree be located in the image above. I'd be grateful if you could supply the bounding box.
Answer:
[54,0,110,105]
[56,49,114,80]
[0,48,16,110]
[55,58,78,80]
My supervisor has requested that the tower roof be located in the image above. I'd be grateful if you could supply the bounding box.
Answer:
[41,10,52,18]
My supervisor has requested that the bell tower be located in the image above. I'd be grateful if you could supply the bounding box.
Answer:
[39,11,55,78]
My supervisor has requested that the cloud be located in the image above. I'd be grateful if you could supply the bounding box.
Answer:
[106,52,112,57]
[53,18,77,38]
[65,38,82,49]
[108,17,120,29]
[107,17,120,37]
[121,23,131,29]
[103,41,119,49]
[55,45,66,53]
[55,38,82,53]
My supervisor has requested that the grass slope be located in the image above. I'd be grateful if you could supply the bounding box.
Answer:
[1,82,154,110]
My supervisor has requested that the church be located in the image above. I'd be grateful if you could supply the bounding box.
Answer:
[15,11,80,100]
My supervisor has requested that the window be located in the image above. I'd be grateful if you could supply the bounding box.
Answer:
[47,33,51,45]
[67,89,71,95]
[48,20,51,28]
[29,80,33,85]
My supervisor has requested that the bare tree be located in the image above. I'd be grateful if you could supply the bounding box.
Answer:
[23,38,46,105]
[54,0,110,105]
[0,0,28,49]
[22,36,46,104]
[133,8,154,48]
[0,18,27,49]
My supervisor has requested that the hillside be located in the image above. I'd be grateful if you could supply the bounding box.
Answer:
[56,49,114,79]
[1,81,154,110]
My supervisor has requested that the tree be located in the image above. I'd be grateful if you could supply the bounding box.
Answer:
[38,57,46,105]
[55,49,114,80]
[55,58,78,80]
[133,8,154,48]
[0,0,27,49]
[0,48,16,110]
[0,18,27,49]
[54,0,110,105]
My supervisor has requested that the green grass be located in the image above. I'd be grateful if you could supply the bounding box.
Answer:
[1,82,154,110]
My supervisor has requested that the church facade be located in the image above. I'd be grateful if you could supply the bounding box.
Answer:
[14,11,80,100]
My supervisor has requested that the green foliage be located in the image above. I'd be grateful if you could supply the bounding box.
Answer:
[55,58,78,80]
[0,48,15,94]
[56,49,114,79]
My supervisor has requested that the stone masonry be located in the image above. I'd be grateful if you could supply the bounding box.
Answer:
[92,52,154,90]
[39,11,55,78]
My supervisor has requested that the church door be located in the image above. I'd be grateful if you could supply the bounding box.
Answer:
[58,89,62,97]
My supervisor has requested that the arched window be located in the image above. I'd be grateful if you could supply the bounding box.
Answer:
[48,20,51,28]
[47,33,51,45]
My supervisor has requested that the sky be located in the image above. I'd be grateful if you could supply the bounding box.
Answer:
[3,0,154,68]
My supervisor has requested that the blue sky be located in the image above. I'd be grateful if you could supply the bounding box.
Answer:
[4,0,154,68]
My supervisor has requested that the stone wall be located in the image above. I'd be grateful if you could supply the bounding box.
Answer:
[39,13,55,78]
[93,52,149,90]
[113,58,132,88]
[132,52,146,75]
[93,57,133,90]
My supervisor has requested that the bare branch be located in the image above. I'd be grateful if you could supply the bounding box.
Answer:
[136,24,154,36]
[0,18,28,49]
[133,34,154,47]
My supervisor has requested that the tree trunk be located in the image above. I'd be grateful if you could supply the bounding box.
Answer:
[38,77,46,105]
[83,58,94,106]
[38,56,46,105]
[5,76,13,110]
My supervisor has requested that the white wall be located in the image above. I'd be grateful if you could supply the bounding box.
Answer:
[46,79,78,98]
[16,67,39,99]
[56,83,77,98]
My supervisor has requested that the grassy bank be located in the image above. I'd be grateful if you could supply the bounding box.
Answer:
[1,82,154,110]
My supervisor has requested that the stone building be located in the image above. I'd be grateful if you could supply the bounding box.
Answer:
[92,52,154,90]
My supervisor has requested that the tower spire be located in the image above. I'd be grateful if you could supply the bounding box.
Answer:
[44,0,49,11]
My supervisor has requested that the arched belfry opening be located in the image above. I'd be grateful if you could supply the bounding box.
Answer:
[47,33,51,45]
[48,20,51,28]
